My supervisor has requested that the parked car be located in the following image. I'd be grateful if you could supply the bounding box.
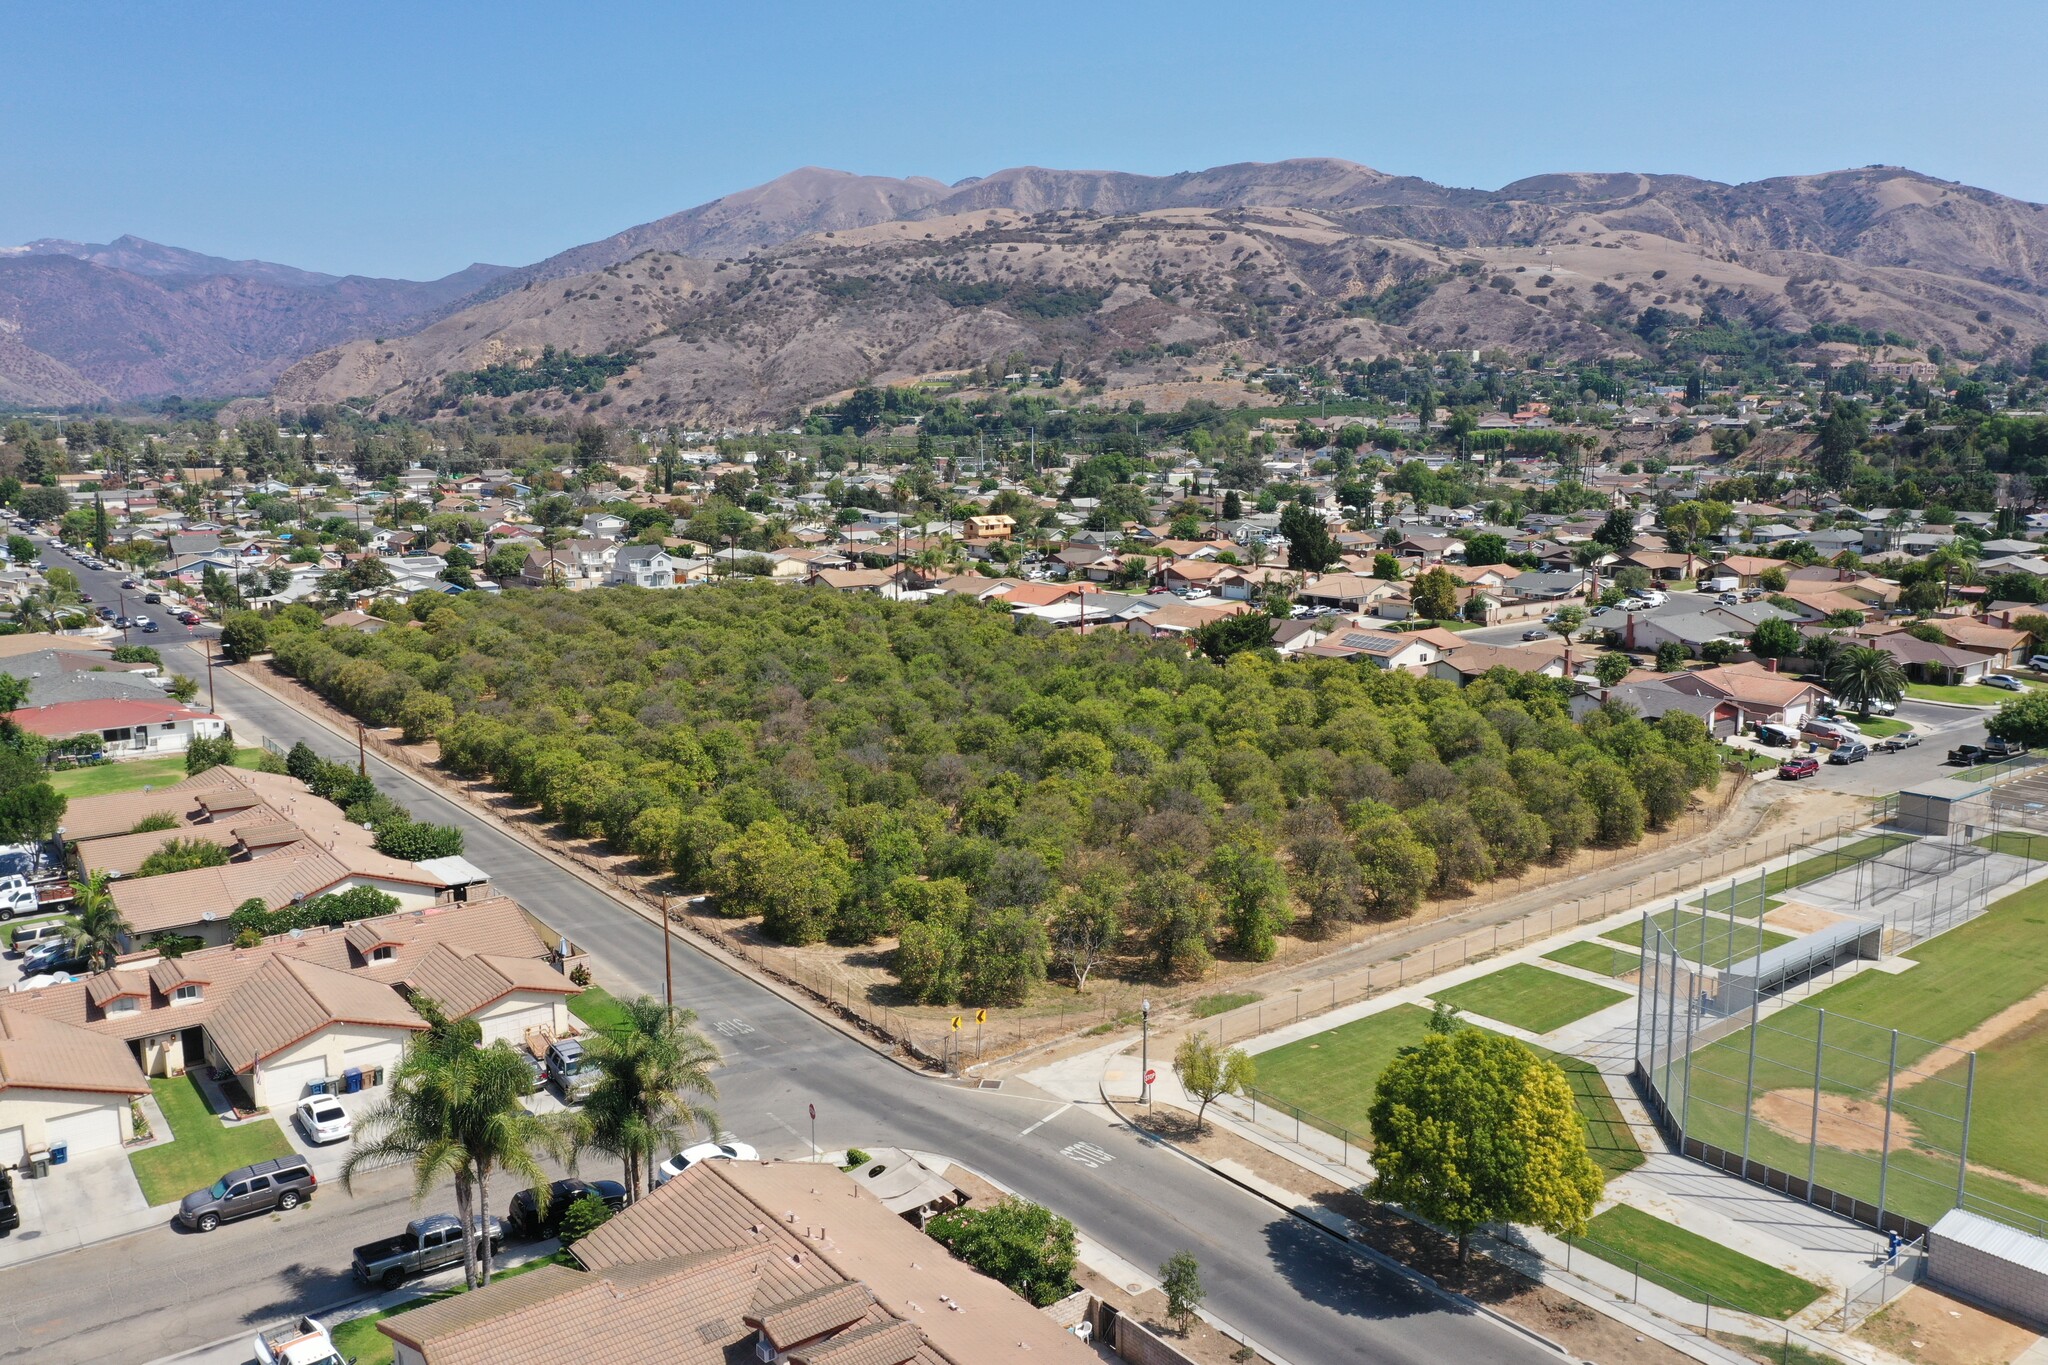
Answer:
[9,920,67,954]
[652,1139,759,1187]
[1828,741,1871,765]
[139,618,159,633]
[1778,756,1821,780]
[516,1048,546,1093]
[506,1178,627,1240]
[1950,738,2028,765]
[544,1038,599,1103]
[294,1094,352,1145]
[0,876,40,920]
[142,592,161,604]
[1754,724,1801,748]
[1987,674,2025,691]
[253,1316,345,1365]
[1877,732,1921,752]
[352,1212,503,1289]
[1521,628,1548,641]
[0,1168,16,1236]
[113,615,130,629]
[177,1155,316,1232]
[18,937,85,976]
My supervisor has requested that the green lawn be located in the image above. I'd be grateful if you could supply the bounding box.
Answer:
[567,986,630,1036]
[1431,964,1629,1035]
[1543,939,1639,978]
[1676,877,2048,1227]
[1854,717,1911,739]
[1582,1205,1823,1319]
[1905,682,2028,707]
[1253,1003,1642,1173]
[1977,831,2048,862]
[128,1073,293,1208]
[330,1252,574,1365]
[47,748,265,798]
[1692,833,1914,915]
[1601,911,1792,970]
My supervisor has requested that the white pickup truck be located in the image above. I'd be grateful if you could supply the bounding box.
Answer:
[253,1316,347,1365]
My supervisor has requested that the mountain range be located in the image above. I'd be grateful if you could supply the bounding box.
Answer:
[7,159,2048,417]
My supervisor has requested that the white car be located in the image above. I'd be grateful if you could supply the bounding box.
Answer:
[652,1139,759,1186]
[295,1094,352,1145]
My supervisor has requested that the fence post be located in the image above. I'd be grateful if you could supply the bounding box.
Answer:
[1740,972,1762,1176]
[1956,1050,1977,1209]
[1877,1028,1900,1222]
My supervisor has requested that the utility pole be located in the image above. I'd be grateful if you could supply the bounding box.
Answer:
[356,722,367,778]
[204,637,216,714]
[661,894,673,1018]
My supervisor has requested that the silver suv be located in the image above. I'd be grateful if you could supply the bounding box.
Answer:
[177,1155,316,1232]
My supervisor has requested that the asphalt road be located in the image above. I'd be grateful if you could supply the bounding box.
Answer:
[15,547,1552,1365]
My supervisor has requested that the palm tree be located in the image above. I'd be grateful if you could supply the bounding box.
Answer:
[344,1006,574,1289]
[1827,646,1908,718]
[65,871,130,972]
[580,996,722,1203]
[1573,543,1607,604]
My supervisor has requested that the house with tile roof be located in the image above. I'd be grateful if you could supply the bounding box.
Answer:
[377,1158,1097,1365]
[11,897,576,1111]
[0,1005,152,1164]
[4,697,227,758]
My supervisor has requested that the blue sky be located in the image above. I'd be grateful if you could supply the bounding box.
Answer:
[4,1,2043,280]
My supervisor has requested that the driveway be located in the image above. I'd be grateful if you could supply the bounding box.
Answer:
[0,1143,157,1271]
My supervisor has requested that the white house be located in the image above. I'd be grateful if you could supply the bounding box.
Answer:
[608,546,679,589]
[3,698,227,758]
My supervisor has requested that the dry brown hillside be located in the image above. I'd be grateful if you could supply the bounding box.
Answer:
[274,194,2048,427]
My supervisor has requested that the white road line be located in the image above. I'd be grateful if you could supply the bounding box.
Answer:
[1018,1102,1072,1137]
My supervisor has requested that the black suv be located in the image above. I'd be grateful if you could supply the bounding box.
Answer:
[506,1177,626,1240]
[177,1155,316,1232]
[0,1167,17,1236]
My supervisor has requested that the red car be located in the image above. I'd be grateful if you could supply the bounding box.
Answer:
[1779,756,1821,780]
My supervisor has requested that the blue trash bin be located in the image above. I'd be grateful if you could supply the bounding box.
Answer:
[49,1142,68,1166]
[343,1067,363,1094]
[307,1078,327,1096]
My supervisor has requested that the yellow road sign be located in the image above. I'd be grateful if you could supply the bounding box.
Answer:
[950,1015,963,1031]
[975,1008,987,1024]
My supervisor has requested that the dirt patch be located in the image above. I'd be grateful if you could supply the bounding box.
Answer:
[1752,1089,1918,1154]
[1910,983,2048,1063]
[1857,1284,2042,1365]
[1763,901,1852,935]
[1129,1106,1696,1365]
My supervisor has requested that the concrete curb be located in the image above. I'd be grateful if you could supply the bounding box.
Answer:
[1095,1074,1574,1361]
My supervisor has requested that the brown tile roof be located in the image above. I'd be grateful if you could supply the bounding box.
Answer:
[110,842,352,936]
[398,944,576,1019]
[748,1283,874,1348]
[59,764,252,842]
[205,955,425,1072]
[0,1006,149,1096]
[14,898,553,1046]
[86,971,151,1006]
[78,822,243,878]
[790,1321,925,1365]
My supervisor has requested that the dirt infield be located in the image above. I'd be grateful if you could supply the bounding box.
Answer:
[1753,1088,1914,1153]
[1762,900,1853,935]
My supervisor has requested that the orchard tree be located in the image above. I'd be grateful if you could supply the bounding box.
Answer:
[1368,1020,1604,1261]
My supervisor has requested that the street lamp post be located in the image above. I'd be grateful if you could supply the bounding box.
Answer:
[1140,998,1151,1108]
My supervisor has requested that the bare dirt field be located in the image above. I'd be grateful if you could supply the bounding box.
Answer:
[1857,1284,2042,1365]
[1753,1089,1914,1155]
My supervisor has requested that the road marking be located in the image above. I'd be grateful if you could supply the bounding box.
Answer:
[1059,1141,1114,1168]
[1018,1102,1071,1137]
[712,1018,755,1037]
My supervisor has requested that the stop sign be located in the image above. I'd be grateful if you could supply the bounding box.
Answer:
[1144,1069,1156,1085]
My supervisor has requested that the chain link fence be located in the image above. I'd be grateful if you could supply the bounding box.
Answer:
[1635,794,2048,1241]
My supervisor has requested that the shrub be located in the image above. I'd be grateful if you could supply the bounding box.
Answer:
[556,1194,613,1245]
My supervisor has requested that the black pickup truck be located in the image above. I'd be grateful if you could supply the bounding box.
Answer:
[1949,738,2028,765]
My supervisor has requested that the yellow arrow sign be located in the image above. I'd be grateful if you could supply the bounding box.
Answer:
[975,1008,988,1024]
[950,1015,963,1031]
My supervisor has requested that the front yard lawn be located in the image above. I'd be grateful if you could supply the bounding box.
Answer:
[128,1072,293,1208]
[47,749,265,798]
[567,985,630,1036]
[1581,1205,1823,1319]
[1906,682,2035,707]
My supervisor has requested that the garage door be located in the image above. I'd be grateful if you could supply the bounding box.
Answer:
[0,1126,23,1166]
[478,1004,547,1047]
[260,1056,328,1108]
[46,1105,121,1157]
